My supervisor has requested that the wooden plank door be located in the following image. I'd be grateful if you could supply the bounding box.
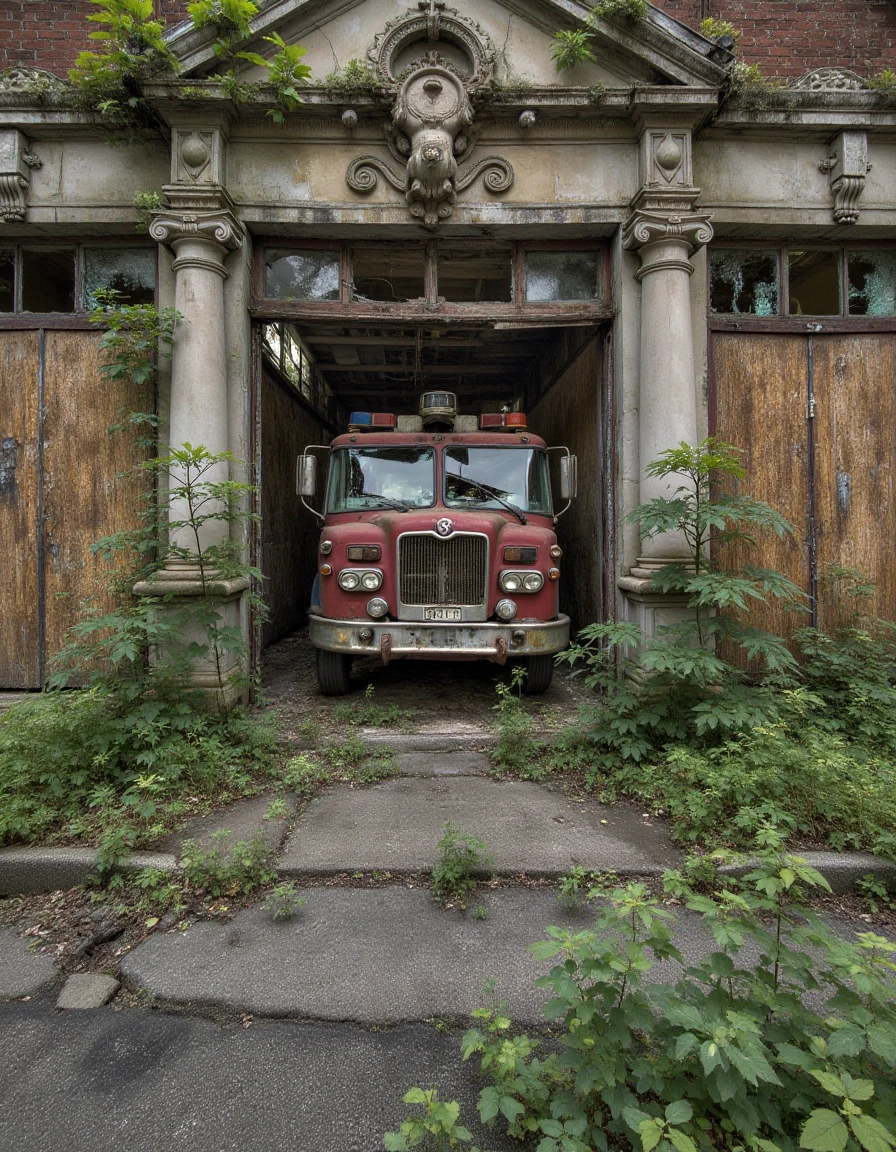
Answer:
[0,328,148,687]
[0,330,41,687]
[712,333,812,643]
[813,334,896,629]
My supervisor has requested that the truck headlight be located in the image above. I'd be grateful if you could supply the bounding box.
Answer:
[361,570,383,591]
[367,598,388,618]
[338,568,382,592]
[495,598,517,621]
[500,570,543,593]
[338,570,360,590]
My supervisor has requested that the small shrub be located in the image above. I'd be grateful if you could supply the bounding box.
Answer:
[180,830,276,898]
[492,670,541,777]
[325,59,380,96]
[264,797,289,820]
[856,874,893,916]
[281,753,330,796]
[262,881,306,921]
[867,70,896,91]
[333,684,410,729]
[700,16,741,41]
[432,823,494,905]
[384,1087,479,1151]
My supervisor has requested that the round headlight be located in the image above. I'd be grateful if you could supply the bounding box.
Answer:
[367,597,388,618]
[320,539,333,555]
[500,572,522,592]
[495,598,517,621]
[338,570,360,591]
[523,572,544,592]
[361,570,382,591]
[550,544,562,559]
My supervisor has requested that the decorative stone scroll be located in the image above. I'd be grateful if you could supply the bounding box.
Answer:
[149,207,244,254]
[0,130,41,223]
[819,131,871,225]
[622,209,714,267]
[346,4,513,228]
[793,67,868,93]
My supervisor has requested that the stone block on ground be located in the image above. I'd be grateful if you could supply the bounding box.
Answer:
[56,974,120,1010]
[0,927,57,1000]
[397,751,490,776]
[155,793,299,857]
[278,776,681,877]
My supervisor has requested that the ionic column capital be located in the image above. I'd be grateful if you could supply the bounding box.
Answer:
[149,207,244,256]
[622,209,714,257]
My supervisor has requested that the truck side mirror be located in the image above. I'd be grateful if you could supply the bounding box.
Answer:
[297,454,317,498]
[560,454,578,501]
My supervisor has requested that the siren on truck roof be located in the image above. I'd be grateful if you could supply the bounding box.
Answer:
[420,391,457,431]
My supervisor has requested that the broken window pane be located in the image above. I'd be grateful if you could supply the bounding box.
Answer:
[438,248,512,302]
[351,248,425,302]
[265,249,340,300]
[523,251,600,302]
[788,250,840,316]
[709,249,779,315]
[263,322,283,368]
[21,248,75,313]
[0,249,13,312]
[83,247,155,308]
[847,250,896,317]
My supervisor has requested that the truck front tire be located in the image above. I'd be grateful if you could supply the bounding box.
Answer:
[317,648,352,696]
[523,654,554,695]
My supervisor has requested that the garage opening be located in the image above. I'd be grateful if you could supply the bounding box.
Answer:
[252,239,615,684]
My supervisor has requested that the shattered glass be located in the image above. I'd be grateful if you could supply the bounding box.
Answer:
[265,250,340,300]
[83,247,156,307]
[352,248,425,302]
[709,249,779,315]
[788,250,840,316]
[847,250,896,317]
[524,251,600,302]
[0,249,13,312]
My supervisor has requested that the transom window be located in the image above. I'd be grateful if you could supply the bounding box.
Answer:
[709,247,896,318]
[0,245,156,314]
[259,243,606,307]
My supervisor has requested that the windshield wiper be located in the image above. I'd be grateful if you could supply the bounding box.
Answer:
[454,479,527,525]
[358,491,412,512]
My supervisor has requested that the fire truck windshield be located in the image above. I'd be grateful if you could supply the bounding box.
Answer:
[444,447,552,516]
[326,447,436,511]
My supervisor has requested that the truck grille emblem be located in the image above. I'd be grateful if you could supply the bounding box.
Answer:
[435,517,453,537]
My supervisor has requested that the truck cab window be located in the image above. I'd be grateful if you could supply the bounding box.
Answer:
[444,447,552,515]
[326,447,435,511]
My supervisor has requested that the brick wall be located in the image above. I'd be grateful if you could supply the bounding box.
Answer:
[1,1,894,83]
[655,1,896,80]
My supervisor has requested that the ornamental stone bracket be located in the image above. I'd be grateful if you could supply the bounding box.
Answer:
[149,189,245,257]
[0,129,41,224]
[345,3,513,228]
[622,207,715,273]
[819,130,871,225]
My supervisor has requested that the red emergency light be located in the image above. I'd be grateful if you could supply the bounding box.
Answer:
[348,412,397,431]
[479,412,527,431]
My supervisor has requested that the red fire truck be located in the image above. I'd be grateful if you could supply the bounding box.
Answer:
[298,392,576,696]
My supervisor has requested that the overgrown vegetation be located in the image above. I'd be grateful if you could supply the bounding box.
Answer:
[67,0,312,134]
[0,292,281,870]
[332,683,412,730]
[700,17,741,42]
[390,832,896,1152]
[262,880,307,921]
[432,823,494,906]
[492,668,541,778]
[551,0,647,72]
[324,59,381,97]
[180,829,277,898]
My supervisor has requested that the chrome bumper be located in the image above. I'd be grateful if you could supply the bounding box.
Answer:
[308,614,571,663]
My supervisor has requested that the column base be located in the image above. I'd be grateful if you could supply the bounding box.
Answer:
[618,574,696,684]
[628,556,695,580]
[132,569,250,710]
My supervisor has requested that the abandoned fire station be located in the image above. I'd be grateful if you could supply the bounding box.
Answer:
[1,0,895,694]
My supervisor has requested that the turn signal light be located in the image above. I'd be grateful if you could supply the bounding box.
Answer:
[347,545,381,561]
[479,412,527,431]
[548,568,560,581]
[320,564,333,576]
[503,546,537,563]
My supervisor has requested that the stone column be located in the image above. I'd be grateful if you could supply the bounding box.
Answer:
[135,193,249,707]
[622,208,713,574]
[617,123,713,646]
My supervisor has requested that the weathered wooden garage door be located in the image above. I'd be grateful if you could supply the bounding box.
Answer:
[0,329,145,688]
[713,332,896,635]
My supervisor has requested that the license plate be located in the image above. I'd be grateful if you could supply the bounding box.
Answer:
[424,607,462,621]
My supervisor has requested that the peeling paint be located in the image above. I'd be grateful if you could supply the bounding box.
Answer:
[836,470,851,516]
[0,437,18,501]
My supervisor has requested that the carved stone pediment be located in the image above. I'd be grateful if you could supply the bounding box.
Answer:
[346,3,512,229]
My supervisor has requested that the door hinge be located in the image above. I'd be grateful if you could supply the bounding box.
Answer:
[808,397,817,419]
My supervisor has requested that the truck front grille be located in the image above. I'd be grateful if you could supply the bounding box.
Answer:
[399,534,487,606]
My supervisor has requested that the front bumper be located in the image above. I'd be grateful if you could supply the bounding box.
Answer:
[308,613,571,663]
